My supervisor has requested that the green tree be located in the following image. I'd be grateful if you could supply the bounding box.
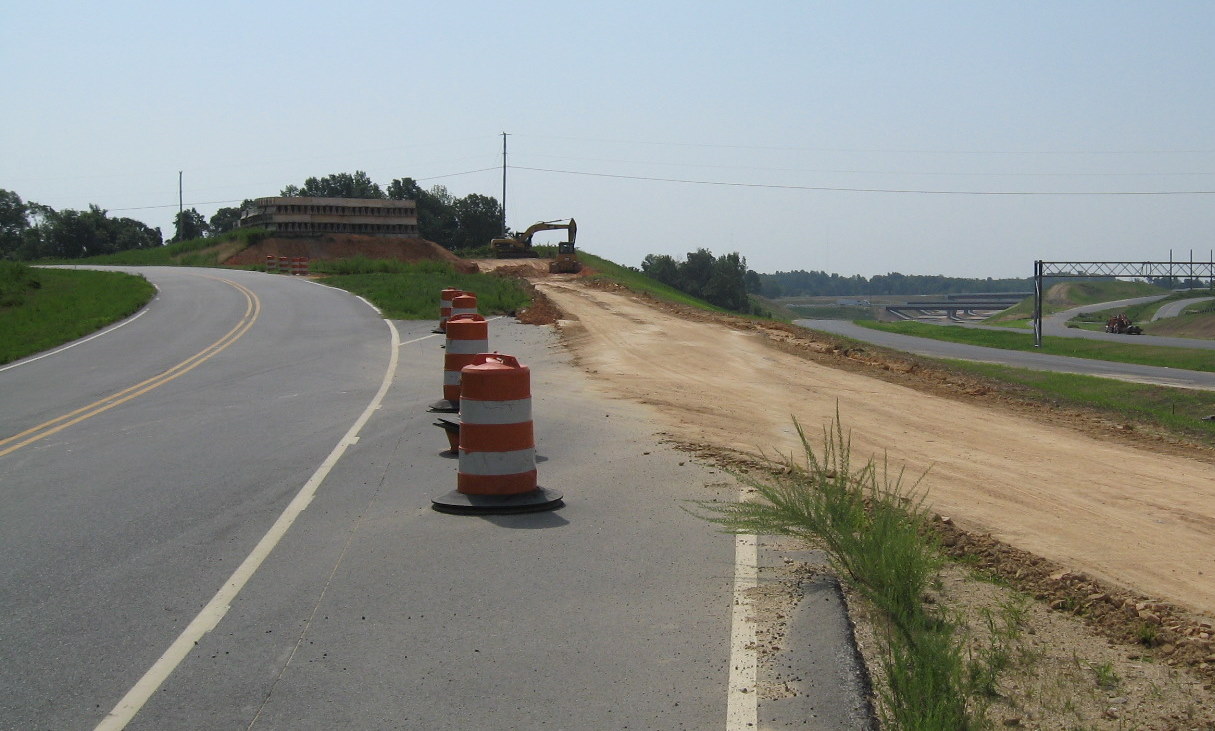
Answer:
[24,204,162,258]
[171,208,209,242]
[208,204,247,235]
[744,269,762,294]
[703,251,749,310]
[641,253,680,287]
[640,248,753,312]
[110,217,161,251]
[282,171,385,199]
[679,248,717,299]
[450,193,503,250]
[388,178,457,245]
[42,205,108,258]
[0,189,29,259]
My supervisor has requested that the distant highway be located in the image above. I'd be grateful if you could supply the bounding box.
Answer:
[1152,296,1215,321]
[794,318,1215,391]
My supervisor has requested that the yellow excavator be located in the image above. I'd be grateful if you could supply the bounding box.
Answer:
[549,239,582,274]
[490,218,577,260]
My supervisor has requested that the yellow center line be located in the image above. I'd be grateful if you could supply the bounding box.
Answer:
[0,277,261,458]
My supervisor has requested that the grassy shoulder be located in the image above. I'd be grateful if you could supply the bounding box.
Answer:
[284,250,730,321]
[0,262,155,365]
[311,258,531,319]
[786,304,877,320]
[54,228,269,268]
[857,320,1215,373]
[944,359,1215,444]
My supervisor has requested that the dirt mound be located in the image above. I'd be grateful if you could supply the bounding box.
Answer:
[470,259,552,276]
[470,258,597,279]
[514,284,561,325]
[1045,282,1076,305]
[223,235,478,273]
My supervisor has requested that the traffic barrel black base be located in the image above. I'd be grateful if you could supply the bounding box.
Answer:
[431,487,564,515]
[433,418,460,457]
[427,399,458,413]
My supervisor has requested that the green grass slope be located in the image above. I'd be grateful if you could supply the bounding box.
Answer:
[0,262,155,365]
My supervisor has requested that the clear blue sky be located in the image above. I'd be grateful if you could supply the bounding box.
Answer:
[4,1,1213,278]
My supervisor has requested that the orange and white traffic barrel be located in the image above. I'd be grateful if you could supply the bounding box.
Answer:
[266,255,278,273]
[292,257,310,276]
[428,313,488,413]
[278,256,290,274]
[432,353,562,514]
[450,292,477,320]
[434,288,462,334]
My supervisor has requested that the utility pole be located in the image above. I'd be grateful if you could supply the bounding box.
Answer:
[498,131,507,233]
[177,171,183,242]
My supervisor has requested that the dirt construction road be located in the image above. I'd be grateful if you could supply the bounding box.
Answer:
[534,279,1215,617]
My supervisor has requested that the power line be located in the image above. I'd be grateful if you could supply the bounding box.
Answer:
[109,198,245,212]
[519,152,1215,178]
[513,133,1215,156]
[418,166,499,181]
[510,165,1215,196]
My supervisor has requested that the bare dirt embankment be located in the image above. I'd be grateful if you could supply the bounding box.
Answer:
[532,279,1215,610]
[529,278,1215,707]
[223,235,479,273]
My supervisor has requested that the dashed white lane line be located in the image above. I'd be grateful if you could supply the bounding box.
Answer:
[95,316,401,731]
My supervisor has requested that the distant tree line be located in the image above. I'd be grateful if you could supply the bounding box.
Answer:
[0,171,506,260]
[757,269,1035,298]
[1146,276,1213,290]
[640,249,762,312]
[1,188,164,260]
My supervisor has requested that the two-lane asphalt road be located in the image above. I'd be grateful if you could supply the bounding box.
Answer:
[1151,296,1215,321]
[2,267,872,729]
[0,267,395,729]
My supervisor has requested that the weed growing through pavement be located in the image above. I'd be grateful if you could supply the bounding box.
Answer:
[693,411,1007,729]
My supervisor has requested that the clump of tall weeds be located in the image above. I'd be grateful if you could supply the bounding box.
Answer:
[697,413,979,729]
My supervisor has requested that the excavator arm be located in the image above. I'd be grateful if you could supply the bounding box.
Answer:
[491,218,576,258]
[518,218,576,245]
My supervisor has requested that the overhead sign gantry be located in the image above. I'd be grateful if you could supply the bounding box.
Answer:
[1032,257,1215,346]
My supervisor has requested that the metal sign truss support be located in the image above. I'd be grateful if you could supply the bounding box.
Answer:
[1032,257,1215,347]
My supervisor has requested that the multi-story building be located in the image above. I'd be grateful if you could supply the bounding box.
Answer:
[238,197,419,237]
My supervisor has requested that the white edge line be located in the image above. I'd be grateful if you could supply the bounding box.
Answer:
[95,314,401,731]
[726,533,759,730]
[0,288,159,373]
